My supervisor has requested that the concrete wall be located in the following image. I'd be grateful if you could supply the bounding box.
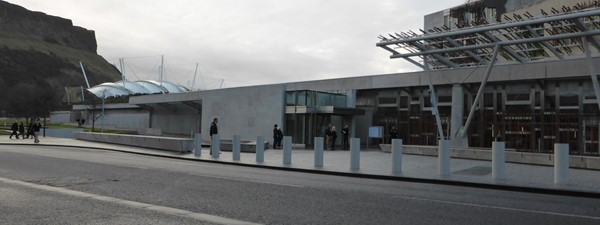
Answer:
[49,111,71,124]
[199,84,286,143]
[424,10,445,31]
[285,58,600,92]
[126,57,600,145]
[91,109,149,131]
[45,128,84,138]
[150,105,200,136]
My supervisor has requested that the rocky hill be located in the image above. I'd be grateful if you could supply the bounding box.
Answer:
[0,1,121,117]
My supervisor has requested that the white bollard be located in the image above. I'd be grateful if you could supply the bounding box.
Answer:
[314,137,324,167]
[283,136,292,165]
[256,136,264,163]
[233,135,241,161]
[350,138,360,170]
[492,141,506,180]
[194,133,202,157]
[211,134,220,159]
[392,139,403,173]
[554,143,570,185]
[438,139,451,177]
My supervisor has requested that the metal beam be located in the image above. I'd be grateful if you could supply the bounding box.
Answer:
[480,31,527,63]
[443,37,486,64]
[411,41,460,68]
[376,9,600,46]
[459,44,501,138]
[424,57,446,140]
[575,18,600,51]
[584,38,600,112]
[524,25,564,59]
[388,29,600,58]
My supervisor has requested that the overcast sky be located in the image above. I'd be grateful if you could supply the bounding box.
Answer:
[8,0,463,89]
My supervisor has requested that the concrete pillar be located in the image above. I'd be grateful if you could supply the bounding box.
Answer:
[193,133,201,157]
[256,136,264,163]
[438,140,451,176]
[392,139,403,173]
[554,143,570,185]
[283,136,292,165]
[350,138,360,170]
[211,134,220,159]
[451,84,467,147]
[314,137,324,167]
[492,141,505,180]
[232,135,241,161]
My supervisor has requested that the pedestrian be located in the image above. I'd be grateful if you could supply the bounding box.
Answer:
[273,124,279,149]
[389,125,398,143]
[18,122,25,139]
[330,126,337,150]
[325,124,332,149]
[32,120,41,143]
[276,127,283,149]
[9,121,19,139]
[342,124,350,150]
[26,122,34,139]
[209,118,218,155]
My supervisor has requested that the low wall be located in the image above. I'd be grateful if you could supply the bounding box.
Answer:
[74,132,193,153]
[380,144,600,170]
[219,139,270,153]
[45,128,84,139]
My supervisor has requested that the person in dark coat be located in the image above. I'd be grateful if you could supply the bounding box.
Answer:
[273,124,279,149]
[325,124,332,148]
[342,124,350,150]
[9,121,19,139]
[32,120,41,143]
[276,127,283,149]
[209,118,218,137]
[26,122,34,139]
[330,126,338,150]
[18,122,25,139]
[389,126,398,143]
[209,118,218,155]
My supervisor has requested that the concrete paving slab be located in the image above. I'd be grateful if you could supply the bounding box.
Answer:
[1,136,599,197]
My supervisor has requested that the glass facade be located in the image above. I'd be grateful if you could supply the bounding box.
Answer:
[287,90,347,107]
[285,90,352,147]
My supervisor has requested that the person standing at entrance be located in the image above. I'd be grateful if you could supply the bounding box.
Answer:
[276,127,283,149]
[209,118,218,155]
[389,126,398,144]
[325,124,332,149]
[273,124,279,149]
[273,124,283,149]
[342,124,350,150]
[330,126,338,150]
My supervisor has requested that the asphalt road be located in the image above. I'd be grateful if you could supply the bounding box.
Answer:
[0,145,599,225]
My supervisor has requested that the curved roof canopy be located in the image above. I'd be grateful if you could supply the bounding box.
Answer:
[87,80,190,98]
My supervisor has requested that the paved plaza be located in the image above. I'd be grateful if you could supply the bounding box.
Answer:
[1,136,599,197]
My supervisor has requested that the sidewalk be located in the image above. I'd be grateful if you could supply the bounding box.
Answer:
[2,136,600,198]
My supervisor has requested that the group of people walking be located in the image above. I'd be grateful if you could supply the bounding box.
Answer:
[9,120,42,143]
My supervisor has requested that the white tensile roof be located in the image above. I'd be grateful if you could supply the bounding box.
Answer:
[87,80,190,98]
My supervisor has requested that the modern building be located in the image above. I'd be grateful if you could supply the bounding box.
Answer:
[71,0,600,156]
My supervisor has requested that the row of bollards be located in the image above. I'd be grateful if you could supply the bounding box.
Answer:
[490,142,569,185]
[194,134,369,171]
[194,134,571,185]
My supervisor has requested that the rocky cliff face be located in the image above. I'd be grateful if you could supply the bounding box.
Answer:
[0,1,97,52]
[0,1,121,117]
